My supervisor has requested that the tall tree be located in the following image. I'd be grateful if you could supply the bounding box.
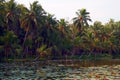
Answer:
[58,19,68,33]
[5,0,21,36]
[20,1,46,57]
[73,8,92,32]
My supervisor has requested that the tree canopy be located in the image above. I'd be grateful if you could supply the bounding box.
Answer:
[0,0,120,61]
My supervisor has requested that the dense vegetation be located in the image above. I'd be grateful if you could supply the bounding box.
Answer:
[0,0,120,61]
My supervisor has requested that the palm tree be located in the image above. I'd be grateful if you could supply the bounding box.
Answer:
[58,18,70,36]
[5,0,22,37]
[69,24,78,39]
[0,0,5,27]
[92,21,103,41]
[45,13,57,28]
[21,12,37,57]
[110,21,120,54]
[30,1,46,27]
[21,1,46,47]
[73,8,92,32]
[21,1,47,57]
[0,31,18,59]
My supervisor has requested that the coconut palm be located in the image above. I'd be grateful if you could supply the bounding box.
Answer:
[30,1,46,27]
[21,1,46,46]
[0,31,18,59]
[5,0,22,37]
[45,13,57,28]
[20,1,47,57]
[0,0,5,27]
[58,19,71,37]
[73,8,92,32]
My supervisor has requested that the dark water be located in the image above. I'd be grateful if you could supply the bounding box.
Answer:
[49,59,120,67]
[0,60,120,80]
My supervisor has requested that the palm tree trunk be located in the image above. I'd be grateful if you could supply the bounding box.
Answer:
[22,31,28,46]
[22,27,29,58]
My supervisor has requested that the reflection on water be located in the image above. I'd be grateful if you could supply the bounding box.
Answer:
[0,60,120,80]
[49,59,120,67]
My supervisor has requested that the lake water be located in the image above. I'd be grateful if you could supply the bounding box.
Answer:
[0,60,120,80]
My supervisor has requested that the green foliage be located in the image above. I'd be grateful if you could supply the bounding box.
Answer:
[0,0,120,61]
[24,38,33,48]
[37,44,47,53]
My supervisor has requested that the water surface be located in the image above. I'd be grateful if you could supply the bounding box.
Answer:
[0,60,120,80]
